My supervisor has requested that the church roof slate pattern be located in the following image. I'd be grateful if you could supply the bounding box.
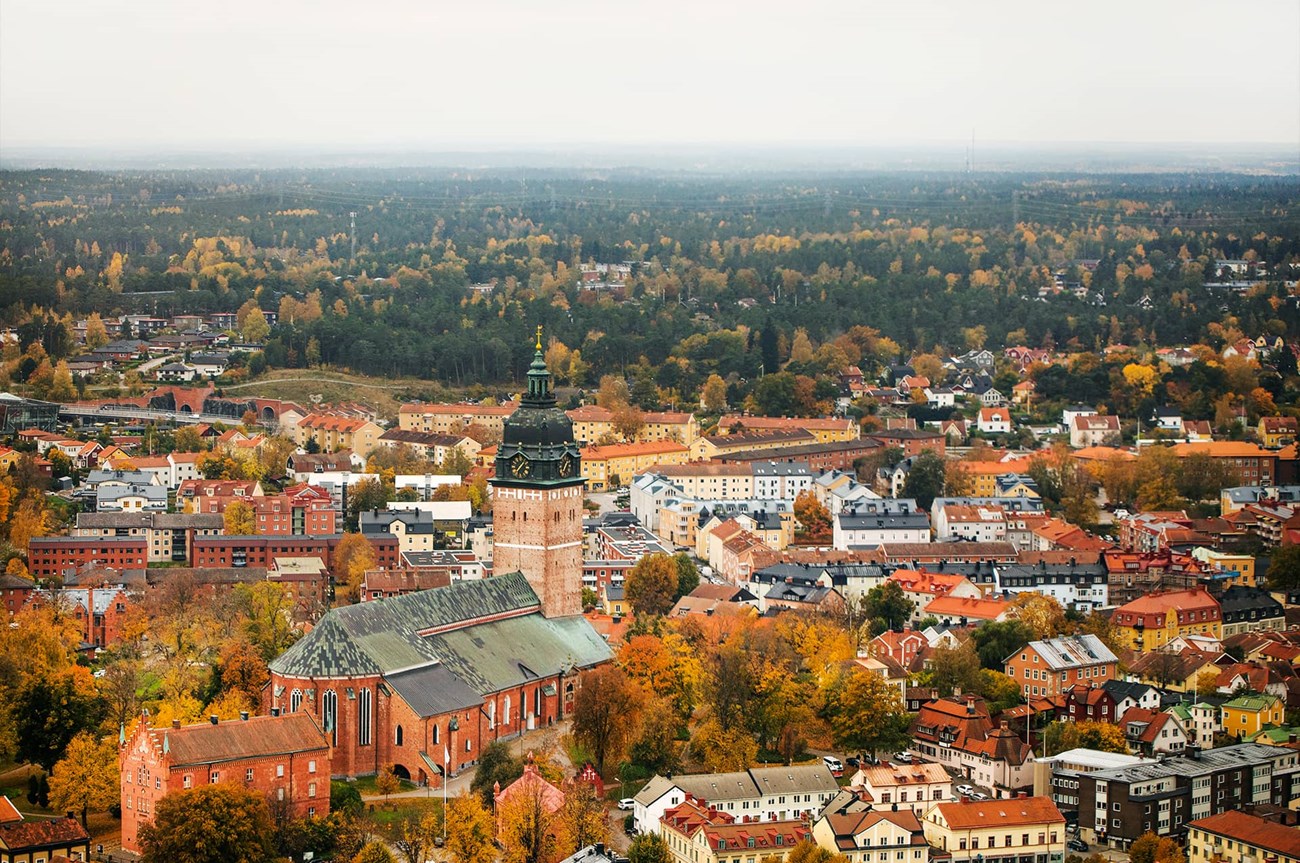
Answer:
[269,571,612,690]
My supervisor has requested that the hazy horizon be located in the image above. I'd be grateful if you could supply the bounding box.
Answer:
[3,0,1298,166]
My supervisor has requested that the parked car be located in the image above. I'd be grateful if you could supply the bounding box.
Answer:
[618,798,635,810]
[845,756,860,769]
[894,751,913,763]
[822,755,844,774]
[861,753,879,766]
[955,784,976,797]
[1067,839,1089,853]
[970,791,989,801]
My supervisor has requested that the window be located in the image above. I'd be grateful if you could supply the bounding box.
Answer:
[276,764,285,778]
[359,688,372,746]
[504,695,512,725]
[309,781,317,798]
[396,725,404,746]
[322,689,338,739]
[247,768,255,782]
[211,771,221,783]
[308,760,316,774]
[183,775,191,789]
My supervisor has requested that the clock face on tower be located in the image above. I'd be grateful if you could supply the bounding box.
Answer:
[509,453,532,478]
[558,453,575,478]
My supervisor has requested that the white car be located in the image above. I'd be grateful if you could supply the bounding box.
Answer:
[617,798,635,811]
[955,784,976,797]
[894,751,913,763]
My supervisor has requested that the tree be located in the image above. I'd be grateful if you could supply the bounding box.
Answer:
[1265,543,1300,590]
[1008,593,1066,639]
[48,361,76,402]
[625,553,678,617]
[47,731,119,827]
[375,764,401,808]
[673,553,700,600]
[445,793,496,863]
[555,781,608,858]
[628,833,672,863]
[1042,720,1128,757]
[861,581,914,633]
[792,490,831,540]
[85,313,109,349]
[689,716,757,773]
[1129,832,1187,863]
[391,804,442,863]
[234,581,297,659]
[236,300,270,343]
[976,669,1023,713]
[354,841,397,863]
[785,841,841,863]
[139,784,276,863]
[13,670,106,771]
[902,451,947,510]
[223,500,256,536]
[824,668,912,756]
[971,620,1035,670]
[926,642,982,698]
[496,773,558,863]
[333,533,378,603]
[700,374,728,412]
[572,665,639,773]
[469,740,523,806]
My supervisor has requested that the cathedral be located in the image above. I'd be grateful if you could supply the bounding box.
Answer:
[266,332,610,781]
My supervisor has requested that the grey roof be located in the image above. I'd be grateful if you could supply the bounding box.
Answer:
[1218,586,1284,619]
[838,498,930,531]
[1087,744,1287,783]
[269,571,611,693]
[765,582,836,604]
[360,509,436,534]
[933,497,1046,514]
[86,469,158,487]
[634,764,838,806]
[1102,679,1157,703]
[385,663,484,717]
[76,511,222,530]
[97,484,168,505]
[1020,634,1118,670]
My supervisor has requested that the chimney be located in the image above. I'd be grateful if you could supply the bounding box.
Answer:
[209,715,218,725]
[966,695,976,716]
[240,711,250,721]
[595,844,605,857]
[270,707,280,717]
[960,795,970,804]
[172,719,181,729]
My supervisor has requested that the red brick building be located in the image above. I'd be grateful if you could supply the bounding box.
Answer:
[27,536,147,580]
[24,586,138,647]
[867,428,947,458]
[715,438,884,472]
[0,572,36,618]
[119,712,330,854]
[1004,634,1120,699]
[191,492,338,536]
[192,534,399,572]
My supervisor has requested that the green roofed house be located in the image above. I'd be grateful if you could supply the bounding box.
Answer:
[1220,694,1285,741]
[267,335,611,783]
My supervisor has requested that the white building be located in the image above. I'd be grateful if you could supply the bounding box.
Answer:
[834,499,930,550]
[632,764,840,836]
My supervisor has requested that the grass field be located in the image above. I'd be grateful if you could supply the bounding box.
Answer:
[220,368,448,419]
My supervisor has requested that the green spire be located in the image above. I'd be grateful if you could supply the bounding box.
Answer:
[525,325,553,404]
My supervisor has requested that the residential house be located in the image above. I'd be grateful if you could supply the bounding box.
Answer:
[580,441,691,491]
[1125,648,1226,693]
[847,763,951,816]
[834,499,930,550]
[119,712,330,854]
[910,696,1035,793]
[1119,707,1188,757]
[887,570,982,625]
[717,415,860,444]
[396,401,517,437]
[294,413,384,456]
[1259,416,1299,449]
[920,796,1065,863]
[924,595,1011,627]
[1062,684,1119,724]
[1069,415,1120,448]
[1111,588,1223,650]
[1004,635,1119,699]
[1187,812,1300,863]
[631,765,839,835]
[1217,586,1285,637]
[977,407,1012,435]
[1221,694,1285,741]
[810,807,930,863]
[0,814,91,863]
[659,799,809,863]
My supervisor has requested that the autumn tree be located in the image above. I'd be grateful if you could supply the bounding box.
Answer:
[333,533,378,603]
[628,834,672,863]
[236,299,270,343]
[625,553,678,617]
[793,490,831,541]
[234,581,297,659]
[496,775,558,863]
[391,804,442,863]
[1042,720,1128,757]
[48,731,118,827]
[223,500,256,535]
[925,642,982,699]
[572,665,639,773]
[1008,593,1066,639]
[354,841,398,863]
[555,781,608,858]
[445,793,497,863]
[689,716,758,773]
[823,668,912,757]
[13,669,106,771]
[139,784,276,863]
[861,581,914,634]
[700,373,728,412]
[1129,832,1187,863]
[784,842,842,863]
[84,312,109,349]
[375,764,401,808]
[1266,544,1300,590]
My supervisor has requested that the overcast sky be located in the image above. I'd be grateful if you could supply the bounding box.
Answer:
[2,0,1298,153]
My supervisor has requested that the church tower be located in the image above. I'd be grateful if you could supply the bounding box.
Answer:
[491,327,585,618]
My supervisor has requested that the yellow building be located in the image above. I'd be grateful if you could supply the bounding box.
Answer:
[1190,548,1256,587]
[1257,415,1299,449]
[1188,812,1300,863]
[567,405,700,446]
[294,413,384,456]
[396,402,516,437]
[811,807,930,863]
[660,798,811,863]
[921,797,1066,863]
[717,414,860,443]
[1111,588,1223,650]
[580,441,690,492]
[690,429,815,460]
[1220,694,1284,740]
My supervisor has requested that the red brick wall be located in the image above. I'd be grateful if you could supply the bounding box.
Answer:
[28,538,147,579]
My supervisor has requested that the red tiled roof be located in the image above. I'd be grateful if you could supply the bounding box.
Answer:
[156,713,328,766]
[0,815,90,851]
[1187,811,1300,858]
[933,796,1064,830]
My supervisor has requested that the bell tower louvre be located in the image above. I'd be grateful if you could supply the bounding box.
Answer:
[490,327,585,618]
